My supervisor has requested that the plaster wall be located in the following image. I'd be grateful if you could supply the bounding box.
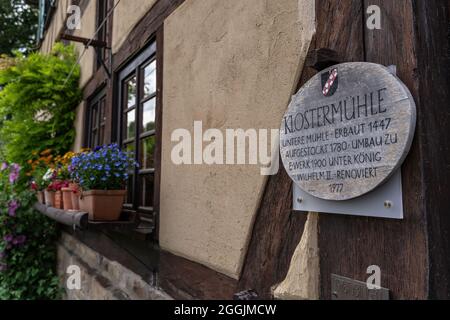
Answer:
[160,0,315,278]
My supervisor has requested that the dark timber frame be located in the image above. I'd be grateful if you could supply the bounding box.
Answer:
[240,0,450,300]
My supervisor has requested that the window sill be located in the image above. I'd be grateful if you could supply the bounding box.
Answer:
[33,202,141,231]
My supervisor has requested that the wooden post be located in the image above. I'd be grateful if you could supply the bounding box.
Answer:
[317,0,450,299]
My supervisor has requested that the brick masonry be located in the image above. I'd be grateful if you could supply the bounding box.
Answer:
[57,232,172,300]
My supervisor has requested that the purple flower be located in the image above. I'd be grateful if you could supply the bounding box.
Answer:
[3,234,13,243]
[8,200,20,217]
[0,162,8,171]
[12,235,26,246]
[0,251,6,259]
[0,263,7,272]
[9,164,20,184]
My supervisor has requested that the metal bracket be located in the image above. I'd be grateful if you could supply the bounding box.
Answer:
[331,274,390,300]
[293,169,404,219]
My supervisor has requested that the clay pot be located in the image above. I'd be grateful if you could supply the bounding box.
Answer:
[69,183,80,211]
[61,188,74,211]
[54,191,64,209]
[44,190,56,207]
[79,190,126,221]
[37,191,45,205]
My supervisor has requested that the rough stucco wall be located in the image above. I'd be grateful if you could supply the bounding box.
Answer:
[73,0,96,88]
[73,102,85,152]
[112,0,158,53]
[39,0,94,86]
[40,0,70,54]
[160,0,315,279]
[41,0,71,53]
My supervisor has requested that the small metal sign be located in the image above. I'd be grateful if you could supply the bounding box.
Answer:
[280,62,416,201]
[293,169,403,219]
[331,274,390,300]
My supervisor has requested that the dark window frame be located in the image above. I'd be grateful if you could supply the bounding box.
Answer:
[115,38,162,232]
[85,87,107,149]
[95,0,109,70]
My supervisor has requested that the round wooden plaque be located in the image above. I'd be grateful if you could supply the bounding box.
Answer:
[280,62,416,201]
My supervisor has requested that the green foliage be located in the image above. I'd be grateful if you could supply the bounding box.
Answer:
[0,43,82,165]
[0,0,38,55]
[0,44,80,300]
[0,163,61,300]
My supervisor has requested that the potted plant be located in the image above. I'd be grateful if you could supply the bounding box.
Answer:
[70,183,80,211]
[43,168,57,207]
[30,167,48,204]
[28,149,55,205]
[55,152,76,211]
[70,144,137,221]
[50,180,69,210]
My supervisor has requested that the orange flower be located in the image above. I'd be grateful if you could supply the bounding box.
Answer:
[40,149,52,156]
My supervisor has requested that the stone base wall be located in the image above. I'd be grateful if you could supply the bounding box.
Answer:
[57,232,171,300]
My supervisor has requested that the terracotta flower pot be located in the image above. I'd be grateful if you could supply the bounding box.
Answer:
[69,183,80,211]
[71,192,80,211]
[44,190,56,207]
[37,191,45,205]
[54,191,64,209]
[61,188,74,211]
[79,190,127,221]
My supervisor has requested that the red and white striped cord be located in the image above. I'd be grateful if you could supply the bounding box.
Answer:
[322,68,338,96]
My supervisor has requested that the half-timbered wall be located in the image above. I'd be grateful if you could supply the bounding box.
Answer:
[37,0,450,300]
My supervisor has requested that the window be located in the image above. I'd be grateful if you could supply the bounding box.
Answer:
[96,0,109,70]
[85,89,107,148]
[117,42,160,220]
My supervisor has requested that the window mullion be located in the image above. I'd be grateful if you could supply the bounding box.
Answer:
[133,67,141,211]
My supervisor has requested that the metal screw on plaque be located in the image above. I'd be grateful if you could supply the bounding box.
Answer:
[297,198,303,204]
[384,201,392,209]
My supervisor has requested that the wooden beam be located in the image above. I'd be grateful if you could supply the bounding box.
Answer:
[159,251,238,300]
[412,0,450,299]
[316,0,450,300]
[238,0,366,300]
[237,162,307,299]
[305,48,341,71]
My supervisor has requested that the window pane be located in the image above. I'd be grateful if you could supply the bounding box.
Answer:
[123,143,135,205]
[143,61,156,99]
[125,110,136,140]
[127,77,137,108]
[140,174,154,208]
[92,130,98,147]
[99,125,104,146]
[125,174,134,205]
[124,143,135,156]
[99,99,106,124]
[92,105,98,129]
[140,136,156,169]
[142,98,156,132]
